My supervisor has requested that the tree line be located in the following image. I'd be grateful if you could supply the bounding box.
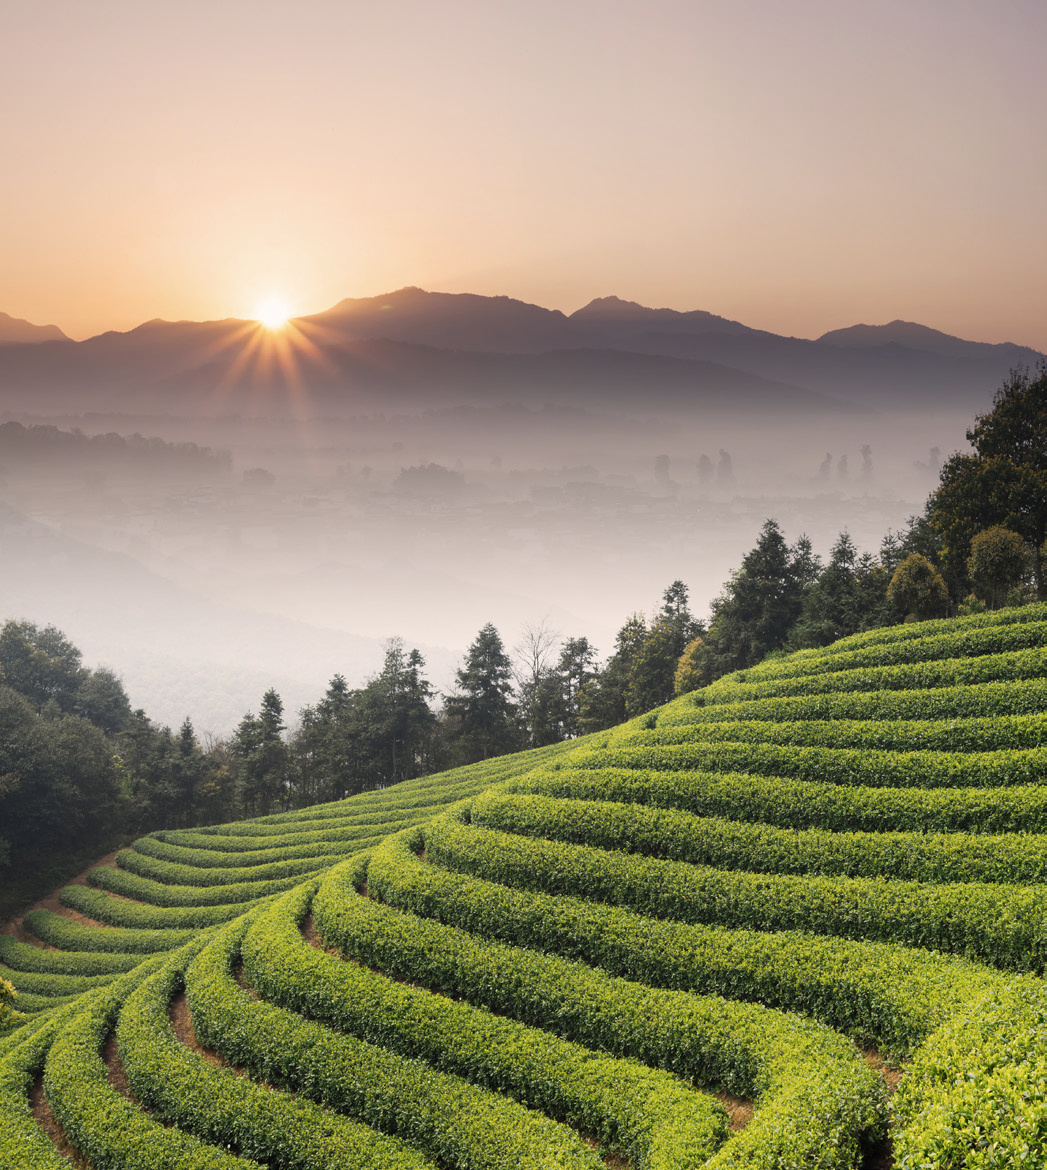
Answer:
[1,361,1044,875]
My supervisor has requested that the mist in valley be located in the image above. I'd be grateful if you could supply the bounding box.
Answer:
[0,385,967,736]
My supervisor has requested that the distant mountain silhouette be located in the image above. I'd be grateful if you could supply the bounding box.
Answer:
[0,288,1041,417]
[306,287,570,352]
[817,319,1039,364]
[0,311,68,344]
[570,295,757,338]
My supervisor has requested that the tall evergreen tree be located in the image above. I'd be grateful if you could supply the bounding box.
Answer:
[579,614,647,732]
[234,688,289,816]
[702,519,802,677]
[444,623,519,762]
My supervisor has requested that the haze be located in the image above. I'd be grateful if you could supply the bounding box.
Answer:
[1,1,1044,733]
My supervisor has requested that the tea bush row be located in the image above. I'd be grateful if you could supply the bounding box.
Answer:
[243,882,729,1170]
[116,947,442,1170]
[196,913,638,1170]
[704,646,1047,703]
[0,963,114,999]
[139,824,406,865]
[515,765,1047,834]
[41,949,262,1170]
[793,601,1047,657]
[265,870,886,1170]
[892,980,1047,1167]
[59,884,257,929]
[471,788,1047,883]
[658,677,1047,726]
[22,908,198,954]
[0,935,140,976]
[87,857,341,906]
[114,845,337,886]
[706,619,1047,685]
[366,826,1008,1056]
[570,738,1047,790]
[0,993,113,1169]
[429,813,1047,971]
[647,712,1047,753]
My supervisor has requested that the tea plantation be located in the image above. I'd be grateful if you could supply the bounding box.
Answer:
[3,605,1047,1168]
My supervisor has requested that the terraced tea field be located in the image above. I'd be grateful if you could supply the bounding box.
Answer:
[3,605,1047,1167]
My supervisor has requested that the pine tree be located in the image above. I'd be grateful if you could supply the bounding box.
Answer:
[444,623,519,762]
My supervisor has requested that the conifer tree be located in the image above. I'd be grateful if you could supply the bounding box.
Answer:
[444,623,519,762]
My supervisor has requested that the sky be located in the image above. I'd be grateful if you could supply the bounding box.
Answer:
[3,0,1046,347]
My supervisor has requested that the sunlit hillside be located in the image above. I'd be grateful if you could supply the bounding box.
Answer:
[4,605,1047,1167]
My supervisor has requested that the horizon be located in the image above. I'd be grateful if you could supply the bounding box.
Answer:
[4,1,1045,348]
[6,285,1046,352]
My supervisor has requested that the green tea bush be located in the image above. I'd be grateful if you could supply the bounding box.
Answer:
[42,951,260,1169]
[0,935,140,976]
[87,860,326,906]
[195,915,642,1170]
[366,826,1006,1056]
[893,981,1047,1167]
[569,738,1047,790]
[648,712,1047,752]
[114,846,336,886]
[116,948,441,1170]
[512,765,1047,834]
[261,873,885,1170]
[22,909,198,953]
[472,788,1047,883]
[658,677,1047,726]
[59,884,258,928]
[705,645,1047,703]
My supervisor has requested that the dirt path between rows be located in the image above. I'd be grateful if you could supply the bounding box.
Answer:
[2,851,121,945]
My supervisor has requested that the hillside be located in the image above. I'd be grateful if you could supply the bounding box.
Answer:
[3,606,1047,1167]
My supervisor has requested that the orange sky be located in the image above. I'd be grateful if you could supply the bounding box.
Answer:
[3,0,1045,348]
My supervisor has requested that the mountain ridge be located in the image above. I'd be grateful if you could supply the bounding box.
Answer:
[0,288,1041,416]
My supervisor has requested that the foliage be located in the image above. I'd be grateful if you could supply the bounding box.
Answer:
[310,865,883,1170]
[967,524,1029,608]
[887,552,950,619]
[0,979,20,1032]
[930,362,1047,598]
[443,623,520,762]
[701,519,804,677]
[673,636,706,695]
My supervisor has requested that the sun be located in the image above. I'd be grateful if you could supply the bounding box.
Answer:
[255,296,291,330]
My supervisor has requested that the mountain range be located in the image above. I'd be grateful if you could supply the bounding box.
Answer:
[0,288,1040,418]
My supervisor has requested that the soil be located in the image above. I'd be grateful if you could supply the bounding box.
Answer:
[101,1031,135,1099]
[301,912,341,957]
[169,990,225,1067]
[29,1075,92,1168]
[1,851,121,945]
[712,1089,755,1132]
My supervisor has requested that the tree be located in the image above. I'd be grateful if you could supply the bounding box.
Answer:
[513,620,561,748]
[625,582,701,716]
[370,639,438,784]
[929,363,1047,599]
[579,615,647,732]
[966,525,1029,609]
[787,531,893,647]
[702,519,803,677]
[674,636,707,696]
[555,636,598,739]
[887,553,950,621]
[233,689,289,816]
[444,624,519,763]
[74,667,132,736]
[0,620,86,712]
